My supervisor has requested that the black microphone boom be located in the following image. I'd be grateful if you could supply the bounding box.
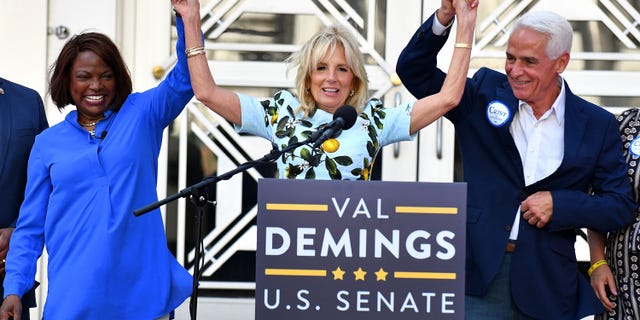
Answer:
[311,105,358,148]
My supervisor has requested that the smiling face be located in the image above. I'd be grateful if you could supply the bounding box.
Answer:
[70,50,116,123]
[308,45,355,114]
[505,27,569,112]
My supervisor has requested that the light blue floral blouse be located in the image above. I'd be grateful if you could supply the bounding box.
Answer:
[236,90,415,180]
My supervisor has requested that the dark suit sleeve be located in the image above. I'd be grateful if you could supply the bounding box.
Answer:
[36,91,49,133]
[551,113,636,233]
[10,90,49,228]
[396,13,449,100]
[0,79,49,228]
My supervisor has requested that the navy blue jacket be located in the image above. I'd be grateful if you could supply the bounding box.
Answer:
[0,78,48,228]
[396,14,636,319]
[0,77,48,311]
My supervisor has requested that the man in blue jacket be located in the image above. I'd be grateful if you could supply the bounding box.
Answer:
[396,3,636,319]
[0,77,48,319]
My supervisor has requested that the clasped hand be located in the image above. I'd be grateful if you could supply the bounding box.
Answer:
[520,191,553,228]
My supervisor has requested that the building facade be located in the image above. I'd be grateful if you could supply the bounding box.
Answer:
[2,0,640,318]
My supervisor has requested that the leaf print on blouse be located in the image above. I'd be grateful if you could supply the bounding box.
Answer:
[361,102,385,156]
[347,100,386,180]
[351,157,372,181]
[275,118,356,180]
[327,155,354,179]
[283,137,355,179]
[261,99,277,126]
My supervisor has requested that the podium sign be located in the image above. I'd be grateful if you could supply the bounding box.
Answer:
[255,179,467,320]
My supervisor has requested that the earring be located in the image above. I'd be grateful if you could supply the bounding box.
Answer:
[349,90,354,97]
[305,88,310,95]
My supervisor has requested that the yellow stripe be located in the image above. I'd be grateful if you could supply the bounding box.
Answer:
[265,268,327,277]
[394,271,457,280]
[396,206,458,214]
[266,203,328,211]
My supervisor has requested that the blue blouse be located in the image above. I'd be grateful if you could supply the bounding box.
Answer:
[237,90,415,180]
[3,19,193,319]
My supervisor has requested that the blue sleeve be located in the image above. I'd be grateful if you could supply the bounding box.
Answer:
[396,13,449,100]
[144,16,194,129]
[8,89,48,228]
[4,145,48,298]
[551,113,636,232]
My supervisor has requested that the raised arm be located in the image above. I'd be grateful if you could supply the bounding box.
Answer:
[408,0,477,134]
[172,0,242,125]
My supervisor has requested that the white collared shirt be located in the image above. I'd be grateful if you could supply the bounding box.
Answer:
[509,79,566,239]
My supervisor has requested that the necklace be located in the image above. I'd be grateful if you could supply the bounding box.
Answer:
[79,121,99,127]
[78,119,100,137]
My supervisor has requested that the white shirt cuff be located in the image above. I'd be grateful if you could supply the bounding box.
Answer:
[432,11,453,36]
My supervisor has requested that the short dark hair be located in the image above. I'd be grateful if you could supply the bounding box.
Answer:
[49,32,132,112]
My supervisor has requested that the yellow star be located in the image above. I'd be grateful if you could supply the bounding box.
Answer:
[374,268,388,281]
[353,267,367,281]
[332,267,345,280]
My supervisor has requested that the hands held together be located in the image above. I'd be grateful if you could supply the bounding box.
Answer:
[438,0,479,26]
[520,191,553,228]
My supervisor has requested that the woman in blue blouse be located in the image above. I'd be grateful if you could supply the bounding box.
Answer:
[0,7,195,320]
[173,0,478,180]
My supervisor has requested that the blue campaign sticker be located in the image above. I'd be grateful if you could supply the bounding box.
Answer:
[486,100,511,127]
[630,136,640,157]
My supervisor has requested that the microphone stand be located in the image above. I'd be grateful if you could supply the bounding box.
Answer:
[134,136,319,320]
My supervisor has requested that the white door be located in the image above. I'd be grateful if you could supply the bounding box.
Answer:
[0,1,48,100]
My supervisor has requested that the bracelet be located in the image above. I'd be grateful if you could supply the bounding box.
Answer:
[454,42,472,49]
[185,46,206,58]
[588,259,608,276]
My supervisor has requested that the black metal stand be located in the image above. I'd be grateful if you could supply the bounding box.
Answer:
[134,137,316,320]
[188,188,208,319]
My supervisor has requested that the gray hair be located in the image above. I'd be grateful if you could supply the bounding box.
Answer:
[511,10,573,59]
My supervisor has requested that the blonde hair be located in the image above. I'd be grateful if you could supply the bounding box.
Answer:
[286,25,368,117]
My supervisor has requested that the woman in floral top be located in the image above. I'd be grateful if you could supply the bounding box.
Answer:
[173,0,478,180]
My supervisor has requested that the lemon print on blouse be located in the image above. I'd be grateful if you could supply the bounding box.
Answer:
[322,138,340,153]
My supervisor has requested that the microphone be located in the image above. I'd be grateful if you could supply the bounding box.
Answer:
[99,131,108,139]
[311,105,358,148]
